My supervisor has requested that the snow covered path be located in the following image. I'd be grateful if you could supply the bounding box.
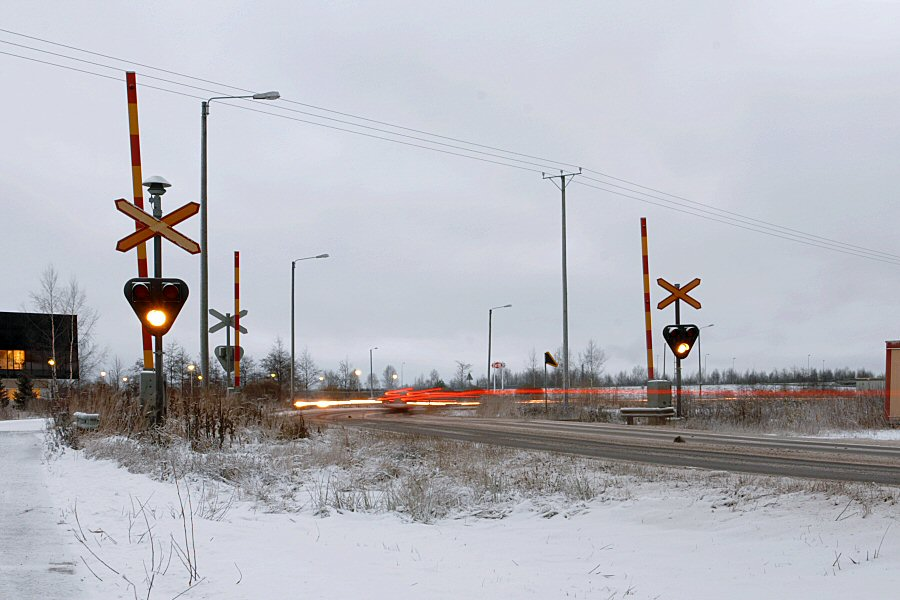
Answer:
[0,419,85,598]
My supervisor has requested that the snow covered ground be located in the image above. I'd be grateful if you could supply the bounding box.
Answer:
[3,418,900,599]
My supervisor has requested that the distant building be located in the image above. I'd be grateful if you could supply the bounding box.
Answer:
[1,311,79,397]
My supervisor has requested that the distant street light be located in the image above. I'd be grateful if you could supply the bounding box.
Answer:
[290,253,330,401]
[391,372,398,388]
[187,364,196,396]
[200,89,280,388]
[369,347,379,399]
[354,368,362,392]
[487,304,512,390]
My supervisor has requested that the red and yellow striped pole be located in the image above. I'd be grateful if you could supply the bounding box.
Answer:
[125,72,154,369]
[234,251,241,388]
[641,217,654,379]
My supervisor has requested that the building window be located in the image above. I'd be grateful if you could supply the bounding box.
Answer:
[0,350,25,370]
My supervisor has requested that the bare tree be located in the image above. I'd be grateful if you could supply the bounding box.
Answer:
[451,361,472,389]
[261,337,292,382]
[337,359,356,391]
[28,266,61,390]
[382,364,398,389]
[426,369,444,387]
[579,339,607,388]
[295,348,320,391]
[61,276,102,382]
[526,348,541,388]
[29,266,104,388]
[164,340,190,388]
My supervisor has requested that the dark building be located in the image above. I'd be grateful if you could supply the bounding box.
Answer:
[0,311,79,380]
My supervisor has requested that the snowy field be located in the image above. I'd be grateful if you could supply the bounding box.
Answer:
[3,418,900,599]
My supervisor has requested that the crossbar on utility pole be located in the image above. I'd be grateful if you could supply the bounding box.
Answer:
[543,168,581,409]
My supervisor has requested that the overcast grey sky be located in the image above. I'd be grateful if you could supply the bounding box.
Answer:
[3,1,900,382]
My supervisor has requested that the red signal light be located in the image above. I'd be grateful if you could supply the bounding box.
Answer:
[132,283,152,301]
[161,283,181,301]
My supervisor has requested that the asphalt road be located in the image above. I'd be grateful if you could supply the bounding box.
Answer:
[312,410,900,485]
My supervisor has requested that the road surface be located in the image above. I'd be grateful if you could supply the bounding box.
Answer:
[312,410,900,485]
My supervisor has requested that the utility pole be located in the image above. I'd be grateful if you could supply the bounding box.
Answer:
[543,168,581,409]
[200,101,210,389]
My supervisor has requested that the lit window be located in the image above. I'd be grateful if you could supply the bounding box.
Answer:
[0,350,26,370]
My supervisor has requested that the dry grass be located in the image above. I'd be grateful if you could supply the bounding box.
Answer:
[49,386,308,450]
[80,423,900,524]
[683,389,888,434]
[478,387,890,434]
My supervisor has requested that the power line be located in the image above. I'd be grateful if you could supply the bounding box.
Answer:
[575,179,900,266]
[0,27,584,171]
[0,28,896,266]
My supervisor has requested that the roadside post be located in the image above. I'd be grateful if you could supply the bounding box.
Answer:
[657,277,702,418]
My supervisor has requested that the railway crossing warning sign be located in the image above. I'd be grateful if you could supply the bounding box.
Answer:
[115,198,201,254]
[657,277,701,310]
[209,309,248,334]
[215,345,244,370]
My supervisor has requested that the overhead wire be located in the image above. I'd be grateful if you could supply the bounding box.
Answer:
[0,28,896,266]
[575,179,900,266]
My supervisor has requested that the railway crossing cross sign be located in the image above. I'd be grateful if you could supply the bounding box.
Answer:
[657,277,701,310]
[209,309,248,334]
[115,198,201,254]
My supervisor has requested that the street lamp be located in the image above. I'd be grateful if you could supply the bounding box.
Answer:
[353,369,362,392]
[807,353,812,380]
[187,364,196,396]
[369,347,378,399]
[200,89,280,388]
[391,372,398,388]
[290,253,330,401]
[487,304,512,390]
[731,357,736,382]
[401,362,405,387]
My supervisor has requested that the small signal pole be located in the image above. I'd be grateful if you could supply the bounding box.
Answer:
[543,168,582,408]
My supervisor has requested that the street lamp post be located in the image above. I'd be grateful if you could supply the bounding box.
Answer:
[290,253,330,402]
[187,364,196,397]
[369,347,378,399]
[200,90,280,388]
[401,362,405,387]
[487,304,512,390]
[353,369,362,392]
[732,357,736,382]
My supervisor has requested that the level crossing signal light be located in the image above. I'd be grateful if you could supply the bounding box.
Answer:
[124,277,189,336]
[663,324,700,360]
